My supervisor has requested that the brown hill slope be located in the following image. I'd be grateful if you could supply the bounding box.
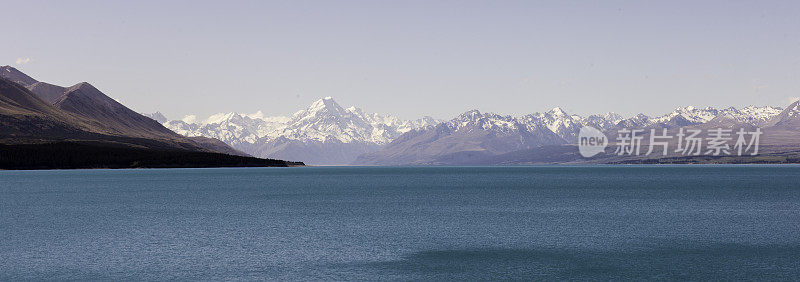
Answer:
[0,76,293,168]
[0,67,249,155]
[0,76,241,154]
[54,82,179,139]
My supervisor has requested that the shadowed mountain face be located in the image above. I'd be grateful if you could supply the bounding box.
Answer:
[0,66,180,140]
[0,77,194,151]
[27,82,66,103]
[0,67,262,162]
[187,136,250,157]
[0,78,111,140]
[0,78,61,116]
[0,80,83,142]
[54,82,178,139]
[766,101,800,129]
[758,100,800,147]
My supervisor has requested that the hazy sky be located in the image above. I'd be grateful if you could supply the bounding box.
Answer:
[3,0,799,120]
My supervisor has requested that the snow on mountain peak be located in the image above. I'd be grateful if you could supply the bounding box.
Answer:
[458,109,483,119]
[181,115,198,124]
[247,110,265,119]
[738,106,782,121]
[651,106,721,125]
[776,101,800,120]
[548,107,568,116]
[164,97,437,147]
[204,112,239,125]
[296,97,349,119]
[143,111,168,123]
[346,106,361,113]
[788,101,800,112]
[601,112,624,122]
[581,112,624,131]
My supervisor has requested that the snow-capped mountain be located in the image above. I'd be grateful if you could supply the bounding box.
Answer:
[144,111,168,123]
[165,112,287,148]
[158,97,786,165]
[521,107,583,142]
[705,106,782,126]
[610,105,782,130]
[740,105,786,124]
[651,106,723,124]
[355,104,786,165]
[582,112,626,130]
[518,107,622,143]
[355,110,565,165]
[765,100,800,129]
[273,97,436,145]
[161,97,438,165]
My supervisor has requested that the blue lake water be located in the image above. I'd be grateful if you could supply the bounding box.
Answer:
[1,166,800,280]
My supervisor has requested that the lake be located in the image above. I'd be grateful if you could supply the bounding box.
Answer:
[2,166,799,280]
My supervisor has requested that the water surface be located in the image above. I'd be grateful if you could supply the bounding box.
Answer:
[1,166,799,280]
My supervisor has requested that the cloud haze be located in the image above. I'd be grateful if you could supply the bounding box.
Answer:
[15,58,31,65]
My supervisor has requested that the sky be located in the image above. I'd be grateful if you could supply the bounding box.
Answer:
[2,0,799,120]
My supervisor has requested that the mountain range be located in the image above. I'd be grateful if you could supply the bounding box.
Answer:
[356,105,789,165]
[0,66,301,169]
[158,95,793,165]
[9,64,795,167]
[161,97,438,164]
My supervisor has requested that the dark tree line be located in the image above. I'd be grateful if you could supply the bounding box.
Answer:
[0,142,304,170]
